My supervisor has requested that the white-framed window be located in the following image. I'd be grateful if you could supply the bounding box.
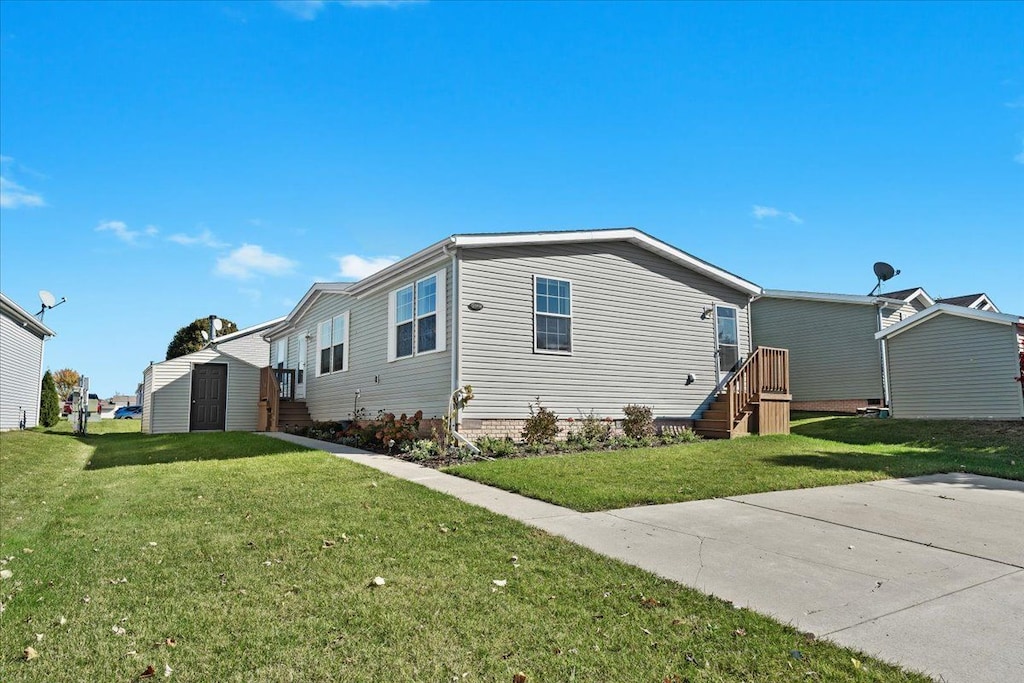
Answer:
[714,304,739,372]
[317,312,349,375]
[534,275,572,353]
[388,268,446,362]
[275,339,287,369]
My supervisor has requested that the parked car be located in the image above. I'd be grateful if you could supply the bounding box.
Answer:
[114,406,143,419]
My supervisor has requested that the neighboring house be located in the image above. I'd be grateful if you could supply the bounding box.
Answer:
[140,318,283,434]
[0,292,56,430]
[751,288,933,412]
[264,228,788,439]
[875,304,1024,420]
[936,293,1000,313]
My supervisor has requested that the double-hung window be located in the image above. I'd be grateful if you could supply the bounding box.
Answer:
[388,269,446,361]
[317,312,349,375]
[534,276,572,353]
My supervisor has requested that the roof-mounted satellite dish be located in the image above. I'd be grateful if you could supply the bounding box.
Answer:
[36,289,67,321]
[213,318,223,332]
[201,330,210,342]
[869,261,901,296]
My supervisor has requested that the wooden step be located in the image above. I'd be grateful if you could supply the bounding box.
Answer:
[702,406,731,421]
[695,418,731,432]
[694,428,732,440]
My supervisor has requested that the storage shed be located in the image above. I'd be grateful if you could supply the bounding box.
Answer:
[140,318,281,434]
[875,304,1024,420]
[0,292,55,430]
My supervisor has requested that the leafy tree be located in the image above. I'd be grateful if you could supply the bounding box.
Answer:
[165,316,239,360]
[52,367,81,400]
[40,370,60,427]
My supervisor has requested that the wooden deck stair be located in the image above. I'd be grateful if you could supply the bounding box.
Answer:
[277,400,313,431]
[693,346,791,440]
[258,366,312,432]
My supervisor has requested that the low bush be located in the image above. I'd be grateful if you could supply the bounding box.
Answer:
[477,435,517,457]
[404,438,441,461]
[522,397,559,445]
[621,404,655,440]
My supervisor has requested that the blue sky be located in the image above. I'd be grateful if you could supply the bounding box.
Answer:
[1,0,1021,398]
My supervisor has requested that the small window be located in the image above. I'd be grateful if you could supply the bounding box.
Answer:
[535,276,572,353]
[388,269,446,362]
[317,313,349,375]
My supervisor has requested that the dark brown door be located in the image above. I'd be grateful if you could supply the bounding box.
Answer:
[190,363,227,431]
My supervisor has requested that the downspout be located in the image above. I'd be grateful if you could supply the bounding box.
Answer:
[876,304,890,406]
[443,241,477,454]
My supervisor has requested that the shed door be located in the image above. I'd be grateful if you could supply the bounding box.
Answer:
[190,363,227,431]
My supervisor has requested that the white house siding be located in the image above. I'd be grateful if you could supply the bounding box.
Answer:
[751,298,882,402]
[0,312,45,430]
[457,241,752,420]
[880,300,924,329]
[142,347,261,434]
[270,260,453,421]
[886,315,1024,420]
[141,367,153,433]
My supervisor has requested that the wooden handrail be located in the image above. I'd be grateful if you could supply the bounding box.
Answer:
[258,366,281,432]
[725,346,790,429]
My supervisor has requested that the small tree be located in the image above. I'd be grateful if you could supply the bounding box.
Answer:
[522,397,559,445]
[52,368,81,400]
[166,316,239,360]
[40,370,60,427]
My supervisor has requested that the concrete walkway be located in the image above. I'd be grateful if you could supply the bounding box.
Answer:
[267,432,1024,683]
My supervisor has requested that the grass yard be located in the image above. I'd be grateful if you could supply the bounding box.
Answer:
[444,415,1024,512]
[0,426,927,682]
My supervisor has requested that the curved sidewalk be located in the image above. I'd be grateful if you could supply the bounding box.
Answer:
[266,432,1024,683]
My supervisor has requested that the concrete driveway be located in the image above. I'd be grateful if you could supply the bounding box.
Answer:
[266,433,1023,683]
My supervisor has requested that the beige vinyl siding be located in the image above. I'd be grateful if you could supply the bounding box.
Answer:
[0,312,45,430]
[141,367,153,433]
[143,347,261,434]
[880,300,922,329]
[886,316,1024,419]
[458,241,752,420]
[751,298,883,402]
[269,260,453,421]
[217,332,274,367]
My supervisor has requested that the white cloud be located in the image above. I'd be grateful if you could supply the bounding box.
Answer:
[95,220,144,243]
[0,176,45,209]
[336,254,398,279]
[276,0,418,19]
[168,228,228,248]
[216,244,297,279]
[752,205,803,224]
[145,225,159,236]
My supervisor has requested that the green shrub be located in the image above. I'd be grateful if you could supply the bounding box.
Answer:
[405,438,440,461]
[476,435,517,457]
[522,397,558,445]
[659,424,703,444]
[569,411,611,444]
[39,370,60,427]
[622,404,655,440]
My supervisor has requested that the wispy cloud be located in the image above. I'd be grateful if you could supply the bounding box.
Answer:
[95,220,157,244]
[1005,97,1024,109]
[336,254,398,279]
[216,244,297,279]
[1015,148,1024,165]
[168,228,228,248]
[752,205,803,224]
[0,157,45,209]
[276,0,419,20]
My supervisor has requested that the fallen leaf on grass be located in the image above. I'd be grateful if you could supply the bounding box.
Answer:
[23,646,39,660]
[732,628,747,637]
[108,577,129,584]
[0,569,12,580]
[512,672,527,683]
[140,664,156,678]
[321,540,336,549]
[640,596,663,608]
[113,625,127,636]
[851,657,861,669]
[148,542,157,547]
[370,576,386,587]
[35,633,43,642]
[492,579,507,587]
[57,616,67,626]
[164,663,173,678]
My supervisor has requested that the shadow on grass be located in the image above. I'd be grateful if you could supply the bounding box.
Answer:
[76,431,312,470]
[792,416,1024,457]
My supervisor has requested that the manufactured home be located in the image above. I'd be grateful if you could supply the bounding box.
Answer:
[262,229,791,439]
[0,292,55,430]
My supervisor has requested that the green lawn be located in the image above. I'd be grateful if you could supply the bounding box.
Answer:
[443,416,1024,512]
[0,426,925,682]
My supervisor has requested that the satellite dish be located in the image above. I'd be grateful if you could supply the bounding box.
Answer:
[39,290,56,308]
[213,318,223,332]
[873,262,898,282]
[201,330,209,341]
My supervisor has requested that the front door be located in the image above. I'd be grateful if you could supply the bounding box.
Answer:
[190,363,227,431]
[714,305,740,380]
[295,334,307,399]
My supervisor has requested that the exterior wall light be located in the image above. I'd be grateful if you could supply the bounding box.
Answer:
[468,302,484,311]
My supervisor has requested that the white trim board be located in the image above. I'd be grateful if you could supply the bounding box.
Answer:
[875,303,1022,341]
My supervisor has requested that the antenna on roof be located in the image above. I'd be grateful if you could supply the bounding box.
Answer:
[36,290,67,321]
[869,262,900,296]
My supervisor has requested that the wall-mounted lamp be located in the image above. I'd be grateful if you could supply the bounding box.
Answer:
[686,373,697,385]
[467,302,484,311]
[701,306,714,320]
